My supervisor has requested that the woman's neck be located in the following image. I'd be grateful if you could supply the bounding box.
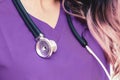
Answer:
[21,0,59,11]
[20,0,60,28]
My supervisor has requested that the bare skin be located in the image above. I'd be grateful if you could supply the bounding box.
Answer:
[21,0,60,29]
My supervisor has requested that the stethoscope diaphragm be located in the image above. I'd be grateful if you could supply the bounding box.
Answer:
[36,34,57,58]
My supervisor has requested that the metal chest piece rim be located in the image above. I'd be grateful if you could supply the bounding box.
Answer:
[36,34,57,58]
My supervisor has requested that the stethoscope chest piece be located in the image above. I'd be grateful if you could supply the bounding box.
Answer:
[36,35,57,58]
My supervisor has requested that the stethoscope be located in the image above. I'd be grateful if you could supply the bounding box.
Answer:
[12,0,111,80]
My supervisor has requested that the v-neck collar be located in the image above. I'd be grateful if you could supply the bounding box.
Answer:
[29,3,65,42]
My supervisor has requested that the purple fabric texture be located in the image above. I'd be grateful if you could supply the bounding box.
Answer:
[0,0,109,80]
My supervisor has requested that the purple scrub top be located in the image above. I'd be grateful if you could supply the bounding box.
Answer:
[0,0,109,80]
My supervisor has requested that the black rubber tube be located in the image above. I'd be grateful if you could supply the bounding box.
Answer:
[12,0,42,38]
[65,2,88,47]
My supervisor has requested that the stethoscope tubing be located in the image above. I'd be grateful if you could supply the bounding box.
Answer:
[65,2,87,47]
[65,2,111,80]
[12,0,42,38]
[66,12,88,47]
[66,12,111,79]
[12,0,111,79]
